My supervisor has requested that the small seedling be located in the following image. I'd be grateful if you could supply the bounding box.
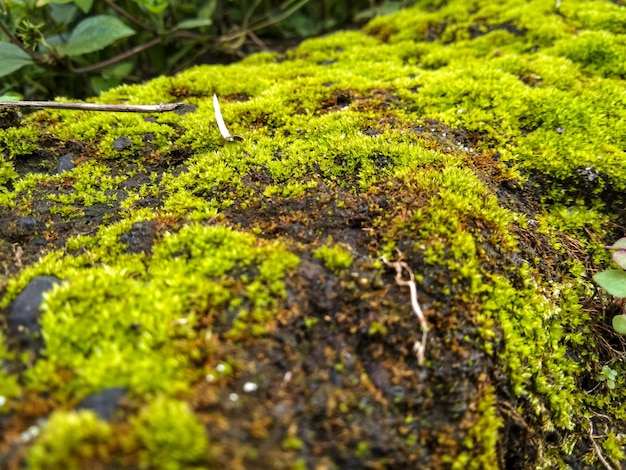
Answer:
[598,365,618,390]
[593,237,626,334]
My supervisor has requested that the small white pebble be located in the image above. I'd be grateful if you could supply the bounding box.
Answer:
[243,382,258,393]
[216,363,226,373]
[283,371,292,383]
[229,393,239,402]
[0,396,6,407]
[21,426,39,442]
[205,374,215,383]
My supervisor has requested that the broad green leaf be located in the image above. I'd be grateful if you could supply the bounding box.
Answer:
[613,315,626,335]
[38,0,92,8]
[49,3,80,25]
[613,250,626,270]
[0,92,22,101]
[173,18,213,31]
[133,0,168,14]
[74,0,93,13]
[65,15,135,57]
[594,269,626,298]
[609,237,626,249]
[0,43,35,77]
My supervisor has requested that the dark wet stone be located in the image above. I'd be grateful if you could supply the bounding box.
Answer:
[174,104,197,115]
[8,275,62,336]
[113,136,133,151]
[362,128,382,137]
[120,220,157,254]
[57,154,74,173]
[319,59,338,66]
[136,196,161,208]
[76,387,126,420]
[15,216,44,236]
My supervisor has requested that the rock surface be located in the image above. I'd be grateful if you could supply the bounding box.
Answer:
[1,0,626,468]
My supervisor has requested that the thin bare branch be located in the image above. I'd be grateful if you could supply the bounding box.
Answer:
[71,36,163,74]
[585,417,618,470]
[381,254,429,366]
[102,0,153,31]
[0,101,186,113]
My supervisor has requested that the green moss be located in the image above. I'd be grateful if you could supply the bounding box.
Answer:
[2,0,626,466]
[27,410,112,470]
[313,242,353,271]
[130,395,208,470]
[450,385,501,470]
[0,126,39,191]
[4,222,298,399]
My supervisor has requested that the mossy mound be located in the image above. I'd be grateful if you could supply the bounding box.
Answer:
[1,0,626,468]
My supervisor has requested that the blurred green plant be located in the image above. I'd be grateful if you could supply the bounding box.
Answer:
[598,365,618,390]
[593,237,626,334]
[0,0,410,100]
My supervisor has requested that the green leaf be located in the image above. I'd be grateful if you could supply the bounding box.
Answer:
[133,0,169,15]
[0,92,22,101]
[173,18,213,31]
[609,237,626,250]
[65,15,135,57]
[594,269,626,298]
[49,3,80,25]
[613,251,626,270]
[74,0,93,13]
[613,314,626,335]
[38,0,93,13]
[0,43,35,78]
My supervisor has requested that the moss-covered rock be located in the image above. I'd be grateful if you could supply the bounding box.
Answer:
[1,0,626,468]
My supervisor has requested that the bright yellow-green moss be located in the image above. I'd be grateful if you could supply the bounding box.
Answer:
[313,242,353,271]
[1,0,626,467]
[27,410,112,470]
[129,396,208,470]
[5,223,298,400]
[449,385,501,470]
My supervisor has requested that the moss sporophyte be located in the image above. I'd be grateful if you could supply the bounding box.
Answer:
[1,0,626,468]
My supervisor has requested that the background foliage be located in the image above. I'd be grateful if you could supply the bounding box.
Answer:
[0,0,411,100]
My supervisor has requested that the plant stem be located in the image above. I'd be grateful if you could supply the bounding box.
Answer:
[0,101,185,113]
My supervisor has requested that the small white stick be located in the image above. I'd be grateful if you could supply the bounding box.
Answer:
[381,255,429,365]
[213,94,243,142]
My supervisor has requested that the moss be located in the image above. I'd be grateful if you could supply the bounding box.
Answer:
[1,0,626,467]
[449,384,501,470]
[313,242,353,271]
[27,410,112,470]
[129,395,208,470]
[3,223,298,400]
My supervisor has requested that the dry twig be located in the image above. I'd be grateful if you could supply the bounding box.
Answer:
[585,416,618,470]
[381,253,429,365]
[0,101,185,113]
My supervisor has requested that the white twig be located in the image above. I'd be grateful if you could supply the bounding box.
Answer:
[381,254,429,365]
[585,417,618,470]
[0,101,185,113]
[213,94,243,142]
